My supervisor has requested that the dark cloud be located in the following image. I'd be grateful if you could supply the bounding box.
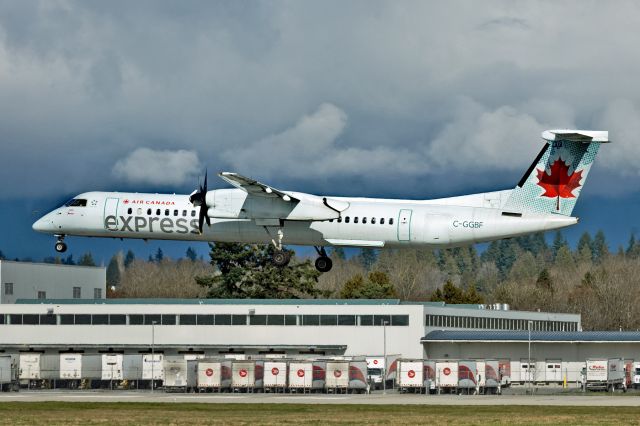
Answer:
[0,1,638,200]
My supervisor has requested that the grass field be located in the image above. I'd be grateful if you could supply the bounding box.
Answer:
[0,403,640,425]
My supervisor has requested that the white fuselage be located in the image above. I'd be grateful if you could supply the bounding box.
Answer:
[33,189,577,249]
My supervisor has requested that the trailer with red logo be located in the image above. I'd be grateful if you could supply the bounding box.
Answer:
[263,360,287,392]
[458,360,478,394]
[231,360,264,392]
[197,359,231,392]
[436,361,458,393]
[396,359,424,393]
[326,361,349,392]
[288,360,325,393]
[423,360,436,393]
[348,359,368,393]
[475,360,486,393]
[586,358,626,392]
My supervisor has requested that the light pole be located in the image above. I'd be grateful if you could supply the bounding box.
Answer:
[151,321,157,393]
[383,319,388,395]
[527,320,533,393]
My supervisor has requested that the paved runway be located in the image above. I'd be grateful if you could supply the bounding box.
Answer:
[1,391,640,406]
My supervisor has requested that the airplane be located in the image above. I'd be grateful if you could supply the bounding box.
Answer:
[33,129,609,272]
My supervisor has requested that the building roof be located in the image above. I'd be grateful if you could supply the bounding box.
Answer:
[15,298,403,306]
[422,330,640,343]
[0,260,105,270]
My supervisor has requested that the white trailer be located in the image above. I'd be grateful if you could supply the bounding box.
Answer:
[197,359,232,391]
[633,362,640,390]
[102,354,124,381]
[436,361,458,393]
[263,361,287,391]
[484,359,501,394]
[348,360,368,393]
[397,359,423,392]
[458,360,477,394]
[231,360,264,392]
[59,353,82,380]
[586,358,626,392]
[0,355,16,391]
[19,353,41,380]
[326,361,349,392]
[164,358,197,392]
[142,354,164,381]
[288,361,313,392]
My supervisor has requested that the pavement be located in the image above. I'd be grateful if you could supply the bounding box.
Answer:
[1,390,640,406]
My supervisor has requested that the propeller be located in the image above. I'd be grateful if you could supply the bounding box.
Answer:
[189,170,211,233]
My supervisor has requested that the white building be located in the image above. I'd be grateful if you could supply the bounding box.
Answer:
[0,299,580,358]
[0,260,105,303]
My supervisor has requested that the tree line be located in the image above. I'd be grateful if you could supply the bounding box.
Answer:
[4,229,640,330]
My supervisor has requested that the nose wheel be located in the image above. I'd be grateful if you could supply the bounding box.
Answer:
[314,247,333,272]
[54,236,67,253]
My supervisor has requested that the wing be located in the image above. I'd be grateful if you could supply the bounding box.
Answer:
[219,172,298,201]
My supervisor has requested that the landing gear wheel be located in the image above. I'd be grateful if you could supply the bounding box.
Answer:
[272,250,291,267]
[315,256,333,272]
[55,241,67,253]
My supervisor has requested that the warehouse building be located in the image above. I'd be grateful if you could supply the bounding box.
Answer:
[0,260,106,303]
[1,298,581,358]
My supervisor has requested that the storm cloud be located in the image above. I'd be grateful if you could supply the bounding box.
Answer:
[1,1,640,199]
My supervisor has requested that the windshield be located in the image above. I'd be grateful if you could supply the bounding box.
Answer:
[635,368,640,374]
[368,368,383,376]
[64,199,87,207]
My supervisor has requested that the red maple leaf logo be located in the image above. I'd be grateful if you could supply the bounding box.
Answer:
[123,199,129,204]
[536,159,583,210]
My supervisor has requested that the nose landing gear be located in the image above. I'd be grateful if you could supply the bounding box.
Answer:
[54,235,67,253]
[314,247,333,273]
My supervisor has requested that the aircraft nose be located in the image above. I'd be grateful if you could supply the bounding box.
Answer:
[32,215,54,233]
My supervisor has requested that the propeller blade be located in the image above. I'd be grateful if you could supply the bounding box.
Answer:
[198,207,205,233]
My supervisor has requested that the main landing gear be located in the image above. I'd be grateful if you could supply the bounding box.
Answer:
[314,247,333,273]
[54,235,67,253]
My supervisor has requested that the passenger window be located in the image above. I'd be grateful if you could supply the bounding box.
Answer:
[182,210,187,217]
[354,217,359,224]
[362,217,367,224]
[371,218,376,224]
[389,218,394,225]
[345,216,350,223]
[156,209,161,215]
[147,208,152,215]
[329,219,334,222]
[337,217,342,223]
[137,208,142,215]
[174,210,178,216]
[380,218,384,225]
[191,210,196,217]
[165,209,169,216]
[128,208,132,215]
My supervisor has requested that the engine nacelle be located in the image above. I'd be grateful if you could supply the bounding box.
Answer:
[205,189,247,219]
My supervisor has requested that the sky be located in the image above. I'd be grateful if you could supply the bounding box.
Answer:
[1,1,640,265]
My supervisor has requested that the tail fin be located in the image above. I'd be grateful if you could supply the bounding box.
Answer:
[504,130,609,216]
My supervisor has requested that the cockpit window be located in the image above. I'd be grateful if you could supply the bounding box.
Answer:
[64,199,87,207]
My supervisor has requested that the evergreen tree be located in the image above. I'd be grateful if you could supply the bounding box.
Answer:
[106,255,121,288]
[185,247,198,262]
[358,248,378,270]
[331,247,346,260]
[481,240,518,278]
[339,271,396,299]
[555,245,575,270]
[78,252,96,266]
[148,255,154,262]
[536,268,553,292]
[124,250,136,268]
[63,254,75,265]
[551,231,568,260]
[626,234,640,258]
[576,232,593,264]
[196,243,323,298]
[592,230,609,263]
[154,247,164,263]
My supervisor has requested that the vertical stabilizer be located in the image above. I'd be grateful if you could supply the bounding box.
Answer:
[504,130,609,216]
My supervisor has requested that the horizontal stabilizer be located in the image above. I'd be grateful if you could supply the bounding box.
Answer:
[542,130,610,143]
